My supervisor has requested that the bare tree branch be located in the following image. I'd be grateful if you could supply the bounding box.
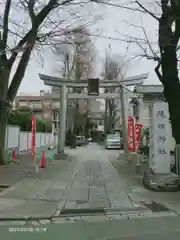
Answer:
[171,1,180,46]
[2,0,12,55]
[28,0,36,24]
[139,17,160,61]
[7,0,60,66]
[54,26,95,80]
[91,0,149,13]
[135,0,160,20]
[101,47,129,133]
[7,42,35,101]
[155,60,163,83]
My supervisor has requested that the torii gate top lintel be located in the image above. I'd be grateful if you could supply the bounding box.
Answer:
[39,73,149,88]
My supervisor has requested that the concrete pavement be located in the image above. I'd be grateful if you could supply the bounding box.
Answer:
[0,143,180,219]
[111,152,180,214]
[1,144,180,239]
[0,151,77,219]
[1,214,180,239]
[0,147,55,186]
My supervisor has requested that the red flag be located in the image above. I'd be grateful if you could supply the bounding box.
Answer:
[135,123,143,152]
[128,117,136,152]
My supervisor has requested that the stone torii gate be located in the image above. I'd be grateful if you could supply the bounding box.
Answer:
[39,73,148,159]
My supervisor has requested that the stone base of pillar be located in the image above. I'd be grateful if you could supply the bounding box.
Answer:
[54,152,69,160]
[48,145,55,150]
[143,169,180,192]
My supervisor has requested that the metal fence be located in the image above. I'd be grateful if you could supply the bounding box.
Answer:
[5,125,58,155]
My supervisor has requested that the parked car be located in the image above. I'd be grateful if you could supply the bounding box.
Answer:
[105,133,123,149]
[76,136,86,146]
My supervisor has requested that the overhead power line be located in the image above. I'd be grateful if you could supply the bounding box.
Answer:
[91,0,146,13]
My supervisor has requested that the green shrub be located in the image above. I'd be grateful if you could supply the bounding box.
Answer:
[8,110,52,132]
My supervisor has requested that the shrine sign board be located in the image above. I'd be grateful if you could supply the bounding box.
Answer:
[149,102,170,174]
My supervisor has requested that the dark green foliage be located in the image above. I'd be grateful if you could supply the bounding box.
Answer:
[8,110,52,132]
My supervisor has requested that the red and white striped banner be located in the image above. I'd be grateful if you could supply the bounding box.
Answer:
[31,116,36,164]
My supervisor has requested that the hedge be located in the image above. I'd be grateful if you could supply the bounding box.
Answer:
[8,110,52,132]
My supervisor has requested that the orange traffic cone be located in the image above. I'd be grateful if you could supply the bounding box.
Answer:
[12,149,16,161]
[39,152,46,168]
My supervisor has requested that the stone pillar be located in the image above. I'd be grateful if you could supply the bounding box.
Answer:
[143,102,180,191]
[57,85,67,157]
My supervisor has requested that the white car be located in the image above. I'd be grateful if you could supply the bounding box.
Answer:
[76,136,86,146]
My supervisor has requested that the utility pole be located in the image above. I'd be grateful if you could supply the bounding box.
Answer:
[119,84,129,161]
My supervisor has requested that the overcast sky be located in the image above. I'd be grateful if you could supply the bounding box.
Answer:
[16,1,160,95]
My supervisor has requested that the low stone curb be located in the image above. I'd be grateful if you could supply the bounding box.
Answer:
[143,171,180,192]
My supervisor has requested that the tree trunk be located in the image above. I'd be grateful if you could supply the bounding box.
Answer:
[161,47,180,145]
[104,99,108,134]
[84,114,89,139]
[108,100,112,133]
[0,101,8,165]
[163,83,180,145]
[107,99,115,133]
[73,100,79,135]
[111,107,115,130]
[0,67,10,165]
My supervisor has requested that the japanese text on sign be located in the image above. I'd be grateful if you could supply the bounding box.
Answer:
[151,102,170,174]
[156,110,168,156]
[156,110,166,118]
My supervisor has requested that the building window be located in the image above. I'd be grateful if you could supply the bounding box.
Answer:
[43,101,50,107]
[44,112,51,119]
[19,101,28,107]
[29,101,42,108]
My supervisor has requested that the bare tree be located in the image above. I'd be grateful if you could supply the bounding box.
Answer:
[114,1,180,152]
[53,26,96,136]
[0,0,96,164]
[102,47,127,133]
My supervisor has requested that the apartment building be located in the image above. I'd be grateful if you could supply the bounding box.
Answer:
[15,86,104,134]
[15,90,63,120]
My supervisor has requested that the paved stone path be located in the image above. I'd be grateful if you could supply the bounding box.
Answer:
[1,143,180,220]
[0,143,146,219]
[63,144,135,210]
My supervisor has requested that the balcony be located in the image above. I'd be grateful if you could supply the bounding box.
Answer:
[18,105,31,111]
[29,102,42,110]
[18,101,28,108]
